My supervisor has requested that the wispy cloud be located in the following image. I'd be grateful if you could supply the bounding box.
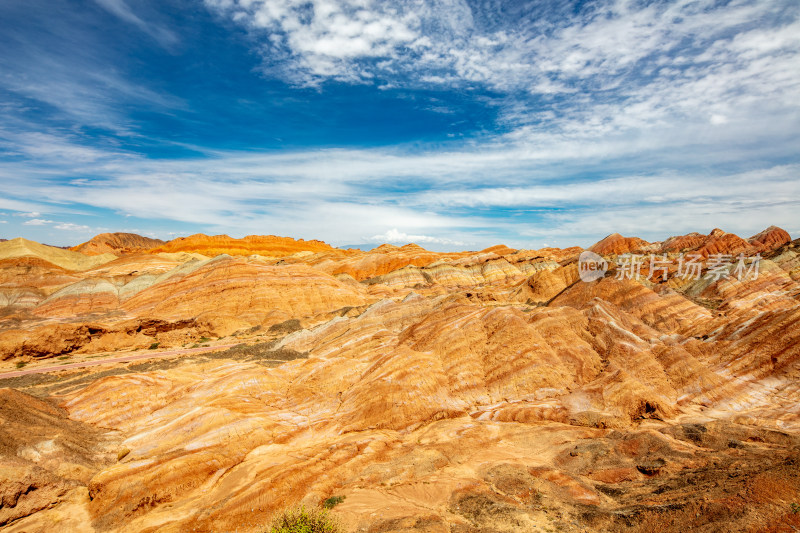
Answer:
[23,218,54,226]
[93,0,178,48]
[202,0,800,182]
[1,134,798,247]
[205,0,798,96]
[0,0,184,134]
[53,222,91,231]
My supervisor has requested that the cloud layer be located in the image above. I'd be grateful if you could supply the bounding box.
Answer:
[2,137,799,248]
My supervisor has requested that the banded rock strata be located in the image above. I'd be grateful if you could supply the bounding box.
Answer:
[0,227,798,532]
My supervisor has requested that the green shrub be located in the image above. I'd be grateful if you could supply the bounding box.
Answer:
[15,361,27,369]
[268,506,341,533]
[148,342,160,350]
[322,496,345,509]
[268,319,302,335]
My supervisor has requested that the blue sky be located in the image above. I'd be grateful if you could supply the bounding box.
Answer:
[0,0,798,250]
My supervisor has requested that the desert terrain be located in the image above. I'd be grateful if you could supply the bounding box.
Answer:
[1,227,800,532]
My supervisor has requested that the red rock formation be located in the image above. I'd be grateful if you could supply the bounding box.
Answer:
[659,227,791,257]
[659,231,709,253]
[589,233,650,255]
[694,228,753,257]
[749,225,792,252]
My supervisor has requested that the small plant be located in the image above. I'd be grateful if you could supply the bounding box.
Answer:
[148,342,160,350]
[268,506,341,533]
[322,495,345,509]
[15,361,27,369]
[198,336,211,343]
[791,502,800,514]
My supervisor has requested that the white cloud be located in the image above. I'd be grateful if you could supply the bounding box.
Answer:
[54,222,91,231]
[368,228,465,247]
[23,218,54,226]
[2,136,797,249]
[205,0,490,86]
[201,1,800,191]
[417,165,800,210]
[0,44,183,134]
[205,0,798,99]
[710,114,728,125]
[0,130,123,163]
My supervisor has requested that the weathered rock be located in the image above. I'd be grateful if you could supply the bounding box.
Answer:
[0,389,117,527]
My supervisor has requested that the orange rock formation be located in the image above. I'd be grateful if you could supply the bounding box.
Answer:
[147,233,344,257]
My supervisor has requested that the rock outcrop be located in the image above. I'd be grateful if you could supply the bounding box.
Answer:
[0,388,118,528]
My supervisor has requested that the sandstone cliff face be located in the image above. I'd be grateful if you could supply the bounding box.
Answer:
[70,233,165,256]
[1,227,799,533]
[0,388,118,529]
